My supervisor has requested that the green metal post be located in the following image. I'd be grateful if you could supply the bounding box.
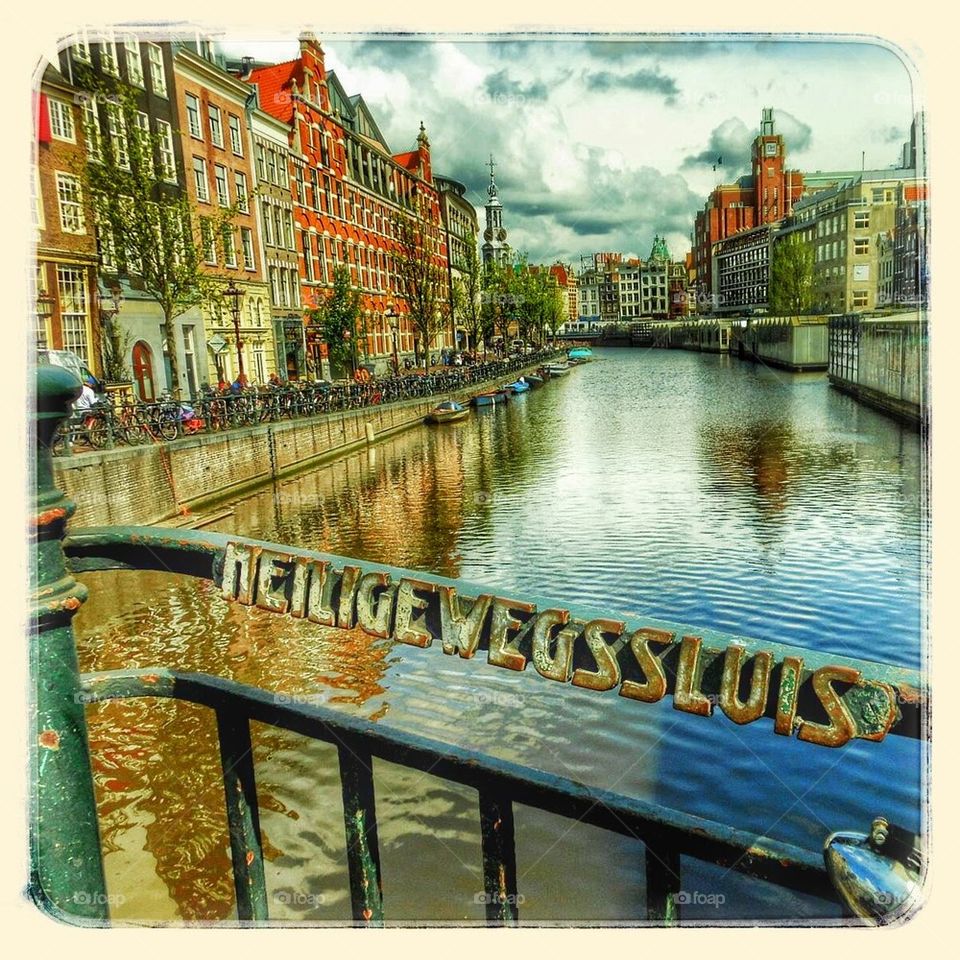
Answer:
[30,365,108,921]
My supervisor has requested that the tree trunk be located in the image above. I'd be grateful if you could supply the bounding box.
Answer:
[162,313,181,399]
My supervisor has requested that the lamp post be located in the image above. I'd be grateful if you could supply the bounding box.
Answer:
[385,303,400,374]
[97,284,124,382]
[223,280,246,385]
[36,290,54,351]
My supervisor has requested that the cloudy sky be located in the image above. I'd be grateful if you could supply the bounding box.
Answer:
[224,34,919,264]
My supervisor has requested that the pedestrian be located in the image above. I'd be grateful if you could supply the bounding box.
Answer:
[74,375,98,411]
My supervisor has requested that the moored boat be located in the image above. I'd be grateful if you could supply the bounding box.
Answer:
[568,346,593,362]
[544,361,571,377]
[505,378,530,393]
[426,400,470,423]
[473,392,498,407]
[524,374,544,388]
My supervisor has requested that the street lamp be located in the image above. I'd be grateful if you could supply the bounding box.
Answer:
[97,283,124,382]
[385,302,400,374]
[223,279,246,385]
[36,290,54,350]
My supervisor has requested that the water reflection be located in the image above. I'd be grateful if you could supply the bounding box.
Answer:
[73,348,925,923]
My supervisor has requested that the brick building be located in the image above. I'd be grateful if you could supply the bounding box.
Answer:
[242,33,450,376]
[435,175,479,350]
[36,64,101,375]
[893,182,928,309]
[693,108,805,308]
[174,45,274,387]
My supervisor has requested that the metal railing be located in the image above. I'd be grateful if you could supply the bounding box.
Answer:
[30,366,927,926]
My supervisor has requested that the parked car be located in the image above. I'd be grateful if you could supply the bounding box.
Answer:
[39,349,104,393]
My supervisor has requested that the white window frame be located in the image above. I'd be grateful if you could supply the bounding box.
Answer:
[261,199,273,245]
[72,35,91,62]
[106,102,129,169]
[201,217,217,265]
[147,43,167,97]
[208,104,224,148]
[55,172,85,234]
[100,36,118,75]
[134,111,153,176]
[186,92,202,140]
[214,164,230,207]
[192,156,209,203]
[81,96,101,161]
[48,98,75,142]
[56,266,91,363]
[222,226,238,268]
[228,114,243,156]
[234,171,248,213]
[157,119,177,182]
[125,39,144,86]
[241,227,255,270]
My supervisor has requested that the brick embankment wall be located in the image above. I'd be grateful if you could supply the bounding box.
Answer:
[54,364,544,527]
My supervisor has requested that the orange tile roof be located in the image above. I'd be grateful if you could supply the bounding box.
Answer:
[392,150,420,173]
[249,60,301,125]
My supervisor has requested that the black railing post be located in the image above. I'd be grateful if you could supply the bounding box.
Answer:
[338,745,384,925]
[645,842,682,925]
[30,365,108,921]
[478,787,519,924]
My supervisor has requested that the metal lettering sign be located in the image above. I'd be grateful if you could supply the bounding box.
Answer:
[218,540,918,749]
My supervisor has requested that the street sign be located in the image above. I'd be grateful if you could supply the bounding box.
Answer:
[207,334,228,354]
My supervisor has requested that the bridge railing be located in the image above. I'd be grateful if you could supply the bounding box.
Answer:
[29,366,926,925]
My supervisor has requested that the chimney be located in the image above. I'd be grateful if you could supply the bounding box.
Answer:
[239,56,254,81]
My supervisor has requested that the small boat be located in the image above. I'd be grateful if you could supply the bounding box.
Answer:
[473,392,498,407]
[544,362,570,377]
[426,400,469,423]
[505,378,530,394]
[494,386,513,400]
[524,374,544,388]
[568,346,593,362]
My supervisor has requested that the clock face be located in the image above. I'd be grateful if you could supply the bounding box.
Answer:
[483,227,493,241]
[497,227,507,241]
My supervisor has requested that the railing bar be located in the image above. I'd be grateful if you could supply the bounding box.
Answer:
[478,787,519,924]
[337,744,384,926]
[215,708,269,923]
[82,669,837,902]
[645,842,682,926]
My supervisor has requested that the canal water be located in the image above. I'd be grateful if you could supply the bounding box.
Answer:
[75,348,926,924]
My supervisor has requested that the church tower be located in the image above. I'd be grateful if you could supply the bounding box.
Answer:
[481,154,510,267]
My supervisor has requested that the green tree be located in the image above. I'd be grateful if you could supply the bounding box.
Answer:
[305,265,361,377]
[391,199,450,373]
[454,239,484,352]
[769,234,815,315]
[71,64,242,395]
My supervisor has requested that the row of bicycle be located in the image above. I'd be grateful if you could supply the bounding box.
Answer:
[50,353,557,455]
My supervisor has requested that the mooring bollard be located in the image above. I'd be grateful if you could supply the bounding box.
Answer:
[30,365,108,921]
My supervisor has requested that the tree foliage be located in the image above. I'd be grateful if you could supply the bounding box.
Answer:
[769,234,815,315]
[71,63,243,394]
[391,198,450,372]
[453,238,484,351]
[305,265,361,376]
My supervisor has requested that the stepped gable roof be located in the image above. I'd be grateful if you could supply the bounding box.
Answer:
[248,59,300,125]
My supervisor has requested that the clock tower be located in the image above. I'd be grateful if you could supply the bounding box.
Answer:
[481,154,510,267]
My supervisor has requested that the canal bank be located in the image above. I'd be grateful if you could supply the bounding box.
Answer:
[53,359,551,527]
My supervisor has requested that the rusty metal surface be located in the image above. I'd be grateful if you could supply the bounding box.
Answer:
[65,526,926,746]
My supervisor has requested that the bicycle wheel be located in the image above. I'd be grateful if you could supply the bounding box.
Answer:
[159,416,179,441]
[50,424,68,457]
[87,418,109,449]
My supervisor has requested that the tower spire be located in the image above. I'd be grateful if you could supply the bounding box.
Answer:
[487,154,498,198]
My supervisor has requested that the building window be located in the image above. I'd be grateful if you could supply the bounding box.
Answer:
[147,43,166,96]
[55,172,85,234]
[301,235,314,282]
[281,269,291,307]
[229,114,243,156]
[157,119,176,181]
[80,97,101,161]
[186,93,202,139]
[208,104,224,147]
[72,36,91,62]
[853,290,869,307]
[192,156,209,202]
[222,226,237,268]
[284,210,294,249]
[290,270,300,306]
[277,153,288,188]
[261,199,273,246]
[100,37,118,75]
[255,143,266,181]
[253,342,267,383]
[854,211,870,229]
[269,266,280,304]
[94,197,115,271]
[214,164,229,206]
[134,112,153,176]
[234,171,248,212]
[854,237,869,256]
[241,227,255,270]
[200,218,217,264]
[266,148,277,184]
[124,39,144,86]
[106,102,129,168]
[56,266,90,362]
[48,98,75,142]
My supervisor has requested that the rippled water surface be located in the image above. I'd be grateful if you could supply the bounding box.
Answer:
[76,349,927,923]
